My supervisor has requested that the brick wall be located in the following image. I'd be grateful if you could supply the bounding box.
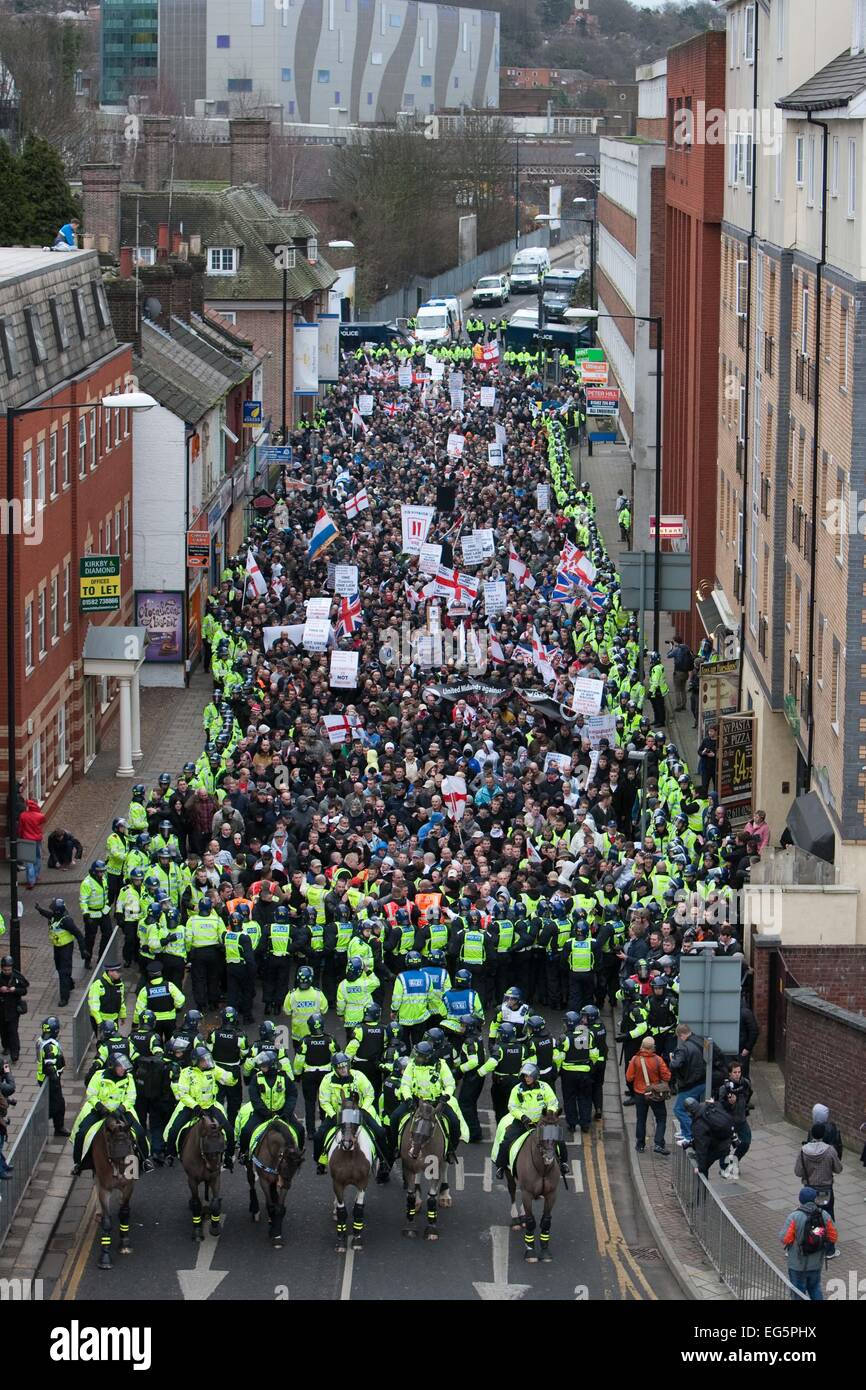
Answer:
[597,193,637,257]
[784,989,866,1141]
[780,945,866,1013]
[649,165,666,328]
[81,165,121,259]
[229,118,271,190]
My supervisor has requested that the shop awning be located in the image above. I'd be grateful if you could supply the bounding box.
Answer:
[786,791,835,865]
[697,591,728,638]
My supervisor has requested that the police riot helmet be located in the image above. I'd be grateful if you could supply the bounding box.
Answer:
[138,1009,156,1029]
[455,968,472,987]
[363,1002,381,1023]
[185,1009,203,1030]
[428,948,446,966]
[91,859,107,874]
[520,1062,539,1082]
[194,1046,213,1068]
[346,956,364,981]
[504,986,523,1004]
[308,1014,325,1036]
[333,1052,351,1076]
[220,1006,239,1026]
[563,1011,581,1031]
[112,1055,131,1075]
[256,1049,278,1071]
[413,1040,434,1062]
[49,898,66,914]
[112,817,127,833]
[527,1014,546,1035]
[273,905,290,924]
[497,1022,516,1042]
[99,1020,118,1040]
[258,1020,277,1042]
[296,965,314,988]
[405,950,423,969]
[41,1016,60,1038]
[425,1026,445,1049]
[579,1005,600,1024]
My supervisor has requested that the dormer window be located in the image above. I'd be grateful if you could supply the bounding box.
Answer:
[307,237,318,263]
[208,247,238,274]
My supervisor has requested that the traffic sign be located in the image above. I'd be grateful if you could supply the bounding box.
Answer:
[243,401,263,428]
[186,530,210,568]
[79,555,121,612]
[649,515,687,539]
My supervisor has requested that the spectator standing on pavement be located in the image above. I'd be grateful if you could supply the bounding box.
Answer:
[687,667,700,729]
[808,1103,843,1160]
[0,955,28,1063]
[625,1035,671,1155]
[744,809,771,855]
[18,796,46,888]
[0,1060,16,1178]
[780,1188,838,1300]
[795,1123,843,1234]
[722,1061,753,1163]
[669,637,695,712]
[618,498,632,545]
[738,997,759,1078]
[697,725,717,795]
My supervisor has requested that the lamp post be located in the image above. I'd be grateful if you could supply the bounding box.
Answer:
[565,307,664,650]
[272,244,295,443]
[4,390,156,971]
[571,200,596,310]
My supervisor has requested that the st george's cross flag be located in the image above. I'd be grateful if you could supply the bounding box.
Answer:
[441,775,468,822]
[351,399,368,434]
[335,592,362,639]
[344,488,369,519]
[508,547,536,591]
[323,712,360,745]
[307,508,339,561]
[245,548,267,598]
[434,566,478,607]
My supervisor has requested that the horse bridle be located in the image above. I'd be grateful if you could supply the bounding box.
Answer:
[104,1117,133,1178]
[198,1115,225,1171]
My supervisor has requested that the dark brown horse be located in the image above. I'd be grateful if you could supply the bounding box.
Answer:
[180,1111,225,1240]
[399,1099,452,1241]
[246,1120,304,1247]
[328,1102,374,1253]
[89,1115,139,1270]
[504,1112,562,1263]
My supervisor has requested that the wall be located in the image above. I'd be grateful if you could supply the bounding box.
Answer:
[783,988,866,1143]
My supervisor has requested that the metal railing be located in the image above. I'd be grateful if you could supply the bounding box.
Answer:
[0,1083,49,1248]
[72,926,122,1073]
[671,1142,808,1300]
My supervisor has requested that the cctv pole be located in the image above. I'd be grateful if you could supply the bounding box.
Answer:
[652,315,663,653]
[281,264,288,443]
[5,406,20,969]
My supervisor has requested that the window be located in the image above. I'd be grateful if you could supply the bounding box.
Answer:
[63,559,70,628]
[22,447,32,522]
[729,10,739,68]
[89,407,97,470]
[775,137,783,200]
[250,0,265,22]
[37,588,46,658]
[835,469,845,563]
[421,74,432,88]
[744,4,755,62]
[219,310,237,325]
[50,575,58,643]
[104,408,111,453]
[287,100,295,115]
[854,0,866,53]
[367,92,373,104]
[92,280,111,329]
[24,600,33,673]
[307,237,318,262]
[802,286,810,356]
[115,407,121,445]
[848,137,857,216]
[49,430,57,497]
[23,306,47,364]
[795,135,805,186]
[806,135,815,206]
[317,69,330,83]
[328,0,334,28]
[281,67,292,81]
[334,90,341,104]
[454,76,459,89]
[71,286,90,337]
[50,296,70,350]
[390,10,400,23]
[737,384,746,442]
[817,615,825,685]
[777,0,785,57]
[123,408,130,438]
[61,422,69,488]
[831,137,839,197]
[135,246,156,266]
[371,52,382,65]
[208,247,237,274]
[735,258,748,315]
[124,497,130,557]
[36,439,45,507]
[78,417,86,477]
[831,641,840,730]
[227,78,253,92]
[0,316,20,377]
[57,704,67,772]
[31,736,42,803]
[216,34,230,47]
[840,302,850,390]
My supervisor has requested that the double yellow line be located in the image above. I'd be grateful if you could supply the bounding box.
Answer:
[53,1188,98,1302]
[582,1124,657,1302]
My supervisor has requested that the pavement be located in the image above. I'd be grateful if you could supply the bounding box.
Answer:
[0,671,210,1284]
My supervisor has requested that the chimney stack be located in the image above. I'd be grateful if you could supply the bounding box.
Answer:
[139,262,175,334]
[157,223,170,260]
[81,164,122,260]
[143,115,174,193]
[229,116,272,191]
[169,258,195,324]
[119,246,135,278]
[188,254,207,315]
[104,276,141,356]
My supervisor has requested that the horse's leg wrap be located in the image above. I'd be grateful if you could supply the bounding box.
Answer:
[539,1211,552,1252]
[405,1189,416,1223]
[209,1194,222,1228]
[522,1210,537,1255]
[118,1203,131,1247]
[190,1194,203,1231]
[335,1201,348,1237]
[426,1193,438,1227]
[100,1213,112,1252]
[352,1199,365,1236]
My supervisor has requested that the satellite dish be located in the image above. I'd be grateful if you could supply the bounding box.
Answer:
[143,296,162,319]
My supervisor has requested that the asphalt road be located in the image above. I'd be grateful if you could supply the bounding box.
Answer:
[47,1003,678,1304]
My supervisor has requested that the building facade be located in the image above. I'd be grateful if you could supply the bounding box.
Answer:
[158,0,499,123]
[714,0,866,917]
[662,30,727,648]
[0,249,135,833]
[595,62,666,551]
[101,0,159,106]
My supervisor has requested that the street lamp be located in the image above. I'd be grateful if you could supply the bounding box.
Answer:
[327,240,355,250]
[565,306,663,651]
[4,389,156,971]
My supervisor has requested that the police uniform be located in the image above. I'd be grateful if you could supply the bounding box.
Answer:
[293,1029,337,1133]
[208,1022,250,1129]
[558,1023,602,1132]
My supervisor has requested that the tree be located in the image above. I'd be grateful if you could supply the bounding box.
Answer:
[0,136,80,246]
[0,139,22,245]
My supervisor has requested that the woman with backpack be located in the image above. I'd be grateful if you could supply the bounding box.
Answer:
[780,1187,838,1300]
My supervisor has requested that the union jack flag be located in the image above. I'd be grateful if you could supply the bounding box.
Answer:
[551,569,582,604]
[576,583,607,614]
[335,592,362,639]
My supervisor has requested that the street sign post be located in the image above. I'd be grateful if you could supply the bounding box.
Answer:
[79,555,121,613]
[618,552,692,612]
[679,946,743,1097]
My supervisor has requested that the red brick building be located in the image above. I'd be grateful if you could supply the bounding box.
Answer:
[0,248,134,835]
[662,30,726,648]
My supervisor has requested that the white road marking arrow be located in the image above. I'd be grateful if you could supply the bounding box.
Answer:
[473,1224,532,1301]
[177,1238,229,1301]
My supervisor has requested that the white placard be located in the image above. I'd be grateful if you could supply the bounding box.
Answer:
[461,534,484,566]
[572,676,605,715]
[330,650,359,687]
[293,322,319,395]
[263,624,306,651]
[418,542,442,576]
[415,633,436,665]
[398,365,413,387]
[428,600,441,632]
[584,713,618,747]
[449,371,464,390]
[536,484,551,511]
[450,388,464,412]
[306,596,332,619]
[401,504,435,555]
[487,443,503,467]
[334,564,358,597]
[447,433,465,458]
[358,393,374,416]
[431,360,445,381]
[425,354,437,370]
[494,423,507,445]
[326,562,336,588]
[302,617,331,651]
[543,752,573,775]
[479,386,496,408]
[474,527,495,558]
[484,579,507,615]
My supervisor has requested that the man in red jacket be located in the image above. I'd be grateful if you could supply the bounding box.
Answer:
[18,798,46,888]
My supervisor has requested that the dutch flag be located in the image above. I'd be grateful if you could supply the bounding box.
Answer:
[307,508,338,561]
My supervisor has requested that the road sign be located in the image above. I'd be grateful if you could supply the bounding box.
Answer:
[79,555,120,613]
[242,401,263,428]
[584,386,619,416]
[649,514,686,539]
[186,530,210,568]
[678,951,742,1056]
[618,552,692,612]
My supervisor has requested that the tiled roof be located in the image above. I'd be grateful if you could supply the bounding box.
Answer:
[136,313,252,424]
[777,50,866,111]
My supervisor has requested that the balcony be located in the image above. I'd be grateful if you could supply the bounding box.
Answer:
[795,352,815,403]
[764,334,774,376]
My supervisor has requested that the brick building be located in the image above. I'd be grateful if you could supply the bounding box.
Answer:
[714,0,866,920]
[596,61,666,551]
[81,119,336,431]
[0,248,135,834]
[662,30,726,648]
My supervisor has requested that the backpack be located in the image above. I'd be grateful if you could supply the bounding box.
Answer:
[703,1104,734,1142]
[799,1207,830,1256]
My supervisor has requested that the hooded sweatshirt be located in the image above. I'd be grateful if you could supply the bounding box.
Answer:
[794,1140,843,1190]
[810,1104,844,1159]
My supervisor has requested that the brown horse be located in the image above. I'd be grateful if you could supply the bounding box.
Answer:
[89,1115,139,1270]
[504,1112,562,1263]
[246,1120,304,1247]
[180,1111,225,1241]
[328,1102,374,1253]
[399,1099,452,1241]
